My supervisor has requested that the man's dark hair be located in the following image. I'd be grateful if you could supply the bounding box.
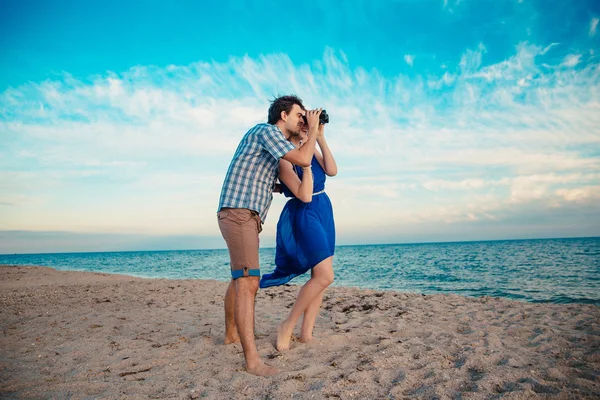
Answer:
[268,95,305,124]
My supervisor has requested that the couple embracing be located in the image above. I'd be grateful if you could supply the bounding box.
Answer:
[216,95,338,376]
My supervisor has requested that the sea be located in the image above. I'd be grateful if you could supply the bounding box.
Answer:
[1,237,599,305]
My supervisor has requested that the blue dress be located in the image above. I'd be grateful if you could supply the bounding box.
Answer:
[259,156,335,288]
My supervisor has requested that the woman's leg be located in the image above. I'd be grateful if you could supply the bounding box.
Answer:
[299,284,325,343]
[277,256,334,351]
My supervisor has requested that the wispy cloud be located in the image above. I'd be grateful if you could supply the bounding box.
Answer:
[590,17,599,37]
[1,41,599,243]
[404,54,415,67]
[561,54,581,68]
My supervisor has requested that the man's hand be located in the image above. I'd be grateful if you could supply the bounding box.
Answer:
[306,108,322,137]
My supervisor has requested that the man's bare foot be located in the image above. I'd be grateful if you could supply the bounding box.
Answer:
[246,360,279,376]
[224,334,240,344]
[276,323,293,351]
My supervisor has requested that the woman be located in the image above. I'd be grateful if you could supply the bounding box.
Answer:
[260,121,337,351]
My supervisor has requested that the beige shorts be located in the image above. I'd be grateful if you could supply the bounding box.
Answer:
[218,208,262,279]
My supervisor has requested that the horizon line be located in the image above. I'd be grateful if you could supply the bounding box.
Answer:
[1,235,598,257]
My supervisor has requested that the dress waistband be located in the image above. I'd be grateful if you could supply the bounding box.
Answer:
[313,190,325,196]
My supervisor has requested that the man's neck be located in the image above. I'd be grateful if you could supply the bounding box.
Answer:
[289,136,302,147]
[274,121,302,146]
[275,121,290,140]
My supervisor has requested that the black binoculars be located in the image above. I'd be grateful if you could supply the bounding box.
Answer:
[302,109,329,125]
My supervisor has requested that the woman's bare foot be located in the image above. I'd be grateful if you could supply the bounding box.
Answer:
[246,360,279,376]
[299,335,318,344]
[276,323,293,351]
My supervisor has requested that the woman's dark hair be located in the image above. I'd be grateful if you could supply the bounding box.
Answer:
[267,95,305,124]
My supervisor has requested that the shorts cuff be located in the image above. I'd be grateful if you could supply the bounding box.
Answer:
[232,268,261,279]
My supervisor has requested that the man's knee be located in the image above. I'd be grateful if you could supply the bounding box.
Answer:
[235,276,260,294]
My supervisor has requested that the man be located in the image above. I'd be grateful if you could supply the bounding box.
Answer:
[217,95,321,376]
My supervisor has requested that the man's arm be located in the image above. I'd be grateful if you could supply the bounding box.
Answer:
[281,136,317,167]
[281,109,321,167]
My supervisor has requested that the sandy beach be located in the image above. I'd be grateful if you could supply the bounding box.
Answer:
[0,265,598,399]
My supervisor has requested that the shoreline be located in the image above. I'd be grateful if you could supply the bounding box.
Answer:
[1,265,599,399]
[1,263,597,306]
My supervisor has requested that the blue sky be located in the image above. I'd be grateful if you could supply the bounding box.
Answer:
[1,0,599,253]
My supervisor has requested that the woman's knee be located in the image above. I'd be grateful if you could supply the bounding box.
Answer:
[324,270,334,286]
[314,268,334,287]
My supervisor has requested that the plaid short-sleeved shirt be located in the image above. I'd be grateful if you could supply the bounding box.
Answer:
[218,123,296,223]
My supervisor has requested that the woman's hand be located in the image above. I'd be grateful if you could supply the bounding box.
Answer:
[306,108,322,136]
[317,122,325,138]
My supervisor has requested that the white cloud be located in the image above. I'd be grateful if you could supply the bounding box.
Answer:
[470,42,537,81]
[404,54,415,67]
[540,43,559,55]
[555,186,600,203]
[590,17,599,37]
[561,54,581,68]
[423,178,492,191]
[1,44,599,239]
[459,44,485,75]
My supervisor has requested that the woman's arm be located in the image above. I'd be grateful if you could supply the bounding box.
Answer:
[314,125,337,176]
[279,159,313,203]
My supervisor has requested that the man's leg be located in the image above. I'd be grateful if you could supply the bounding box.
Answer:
[219,208,278,376]
[234,276,277,376]
[224,279,239,344]
[277,256,334,351]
